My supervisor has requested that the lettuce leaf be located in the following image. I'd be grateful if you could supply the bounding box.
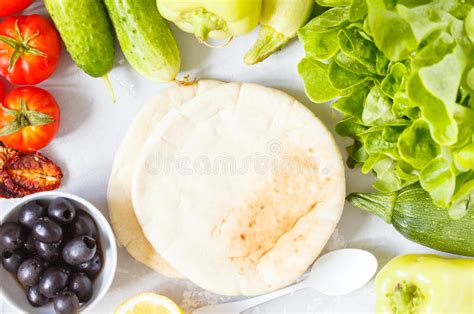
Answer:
[349,0,368,21]
[298,58,340,103]
[362,86,396,126]
[301,7,350,32]
[398,119,440,169]
[298,0,474,213]
[420,156,456,208]
[329,60,369,89]
[366,0,418,61]
[317,0,352,7]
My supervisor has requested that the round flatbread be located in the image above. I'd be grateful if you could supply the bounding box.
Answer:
[132,82,345,295]
[107,80,223,278]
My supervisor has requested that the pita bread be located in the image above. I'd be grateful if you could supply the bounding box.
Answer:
[107,80,222,278]
[132,82,345,295]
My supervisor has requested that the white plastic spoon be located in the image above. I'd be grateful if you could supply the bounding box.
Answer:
[193,249,377,314]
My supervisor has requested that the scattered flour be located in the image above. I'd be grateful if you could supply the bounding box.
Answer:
[181,282,232,312]
[325,228,347,251]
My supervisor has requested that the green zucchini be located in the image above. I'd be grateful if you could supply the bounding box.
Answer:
[347,184,474,257]
[44,0,115,78]
[103,0,180,82]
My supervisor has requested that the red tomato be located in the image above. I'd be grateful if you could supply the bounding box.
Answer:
[0,0,33,17]
[0,86,60,152]
[0,80,3,101]
[0,15,61,85]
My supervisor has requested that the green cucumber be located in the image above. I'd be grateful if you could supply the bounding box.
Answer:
[44,0,115,78]
[103,0,180,82]
[348,184,474,257]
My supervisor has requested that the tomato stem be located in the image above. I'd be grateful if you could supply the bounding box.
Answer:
[0,99,54,136]
[0,18,47,71]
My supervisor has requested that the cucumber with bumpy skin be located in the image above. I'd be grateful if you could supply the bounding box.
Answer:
[44,0,115,78]
[347,184,474,257]
[104,0,180,82]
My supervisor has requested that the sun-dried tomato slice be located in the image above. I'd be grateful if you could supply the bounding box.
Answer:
[0,146,18,167]
[1,150,63,198]
[0,146,18,197]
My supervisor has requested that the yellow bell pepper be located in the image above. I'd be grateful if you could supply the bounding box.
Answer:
[375,254,474,314]
[156,0,261,42]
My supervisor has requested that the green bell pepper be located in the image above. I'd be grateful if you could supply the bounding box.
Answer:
[375,254,474,313]
[156,0,261,42]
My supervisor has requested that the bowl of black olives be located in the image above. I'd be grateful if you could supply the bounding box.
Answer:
[0,192,117,313]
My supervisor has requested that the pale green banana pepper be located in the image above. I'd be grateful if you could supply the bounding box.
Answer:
[375,255,474,314]
[156,0,261,41]
[245,0,314,64]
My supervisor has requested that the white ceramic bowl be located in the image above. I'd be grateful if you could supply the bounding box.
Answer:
[0,192,117,313]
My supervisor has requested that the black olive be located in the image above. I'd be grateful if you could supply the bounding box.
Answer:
[32,217,63,243]
[68,210,97,238]
[0,222,27,251]
[35,240,62,262]
[2,197,103,311]
[48,198,76,225]
[18,201,46,229]
[53,290,80,314]
[1,248,27,273]
[69,273,93,303]
[62,236,96,265]
[26,285,49,307]
[17,257,46,286]
[76,253,101,276]
[38,267,69,298]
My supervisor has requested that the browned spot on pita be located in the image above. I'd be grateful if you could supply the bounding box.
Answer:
[215,150,321,273]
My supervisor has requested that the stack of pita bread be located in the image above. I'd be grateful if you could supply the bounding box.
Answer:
[108,81,345,296]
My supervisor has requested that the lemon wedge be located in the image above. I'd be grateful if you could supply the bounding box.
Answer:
[115,292,184,314]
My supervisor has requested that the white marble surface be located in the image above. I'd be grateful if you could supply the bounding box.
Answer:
[0,2,451,313]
